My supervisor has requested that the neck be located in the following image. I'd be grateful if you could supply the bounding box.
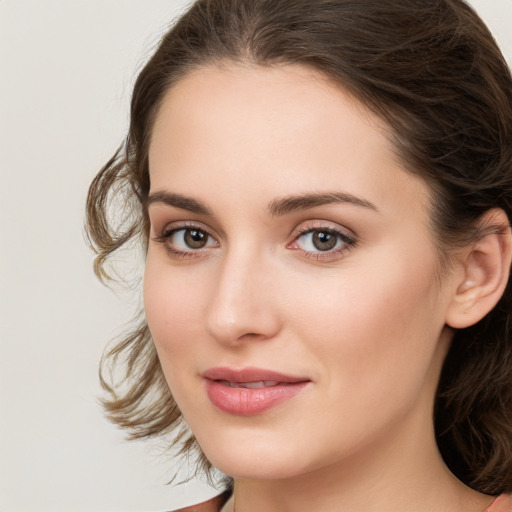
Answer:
[229,411,492,512]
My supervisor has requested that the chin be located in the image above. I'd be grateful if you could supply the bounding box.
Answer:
[196,431,320,481]
[211,454,307,481]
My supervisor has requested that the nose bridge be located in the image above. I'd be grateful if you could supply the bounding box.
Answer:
[205,243,280,345]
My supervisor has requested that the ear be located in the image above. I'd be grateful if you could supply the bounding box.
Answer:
[446,209,512,329]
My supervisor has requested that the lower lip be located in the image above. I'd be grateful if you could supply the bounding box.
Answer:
[205,380,309,416]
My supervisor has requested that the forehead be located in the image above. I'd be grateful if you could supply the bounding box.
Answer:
[150,63,389,162]
[148,63,431,222]
[150,63,389,156]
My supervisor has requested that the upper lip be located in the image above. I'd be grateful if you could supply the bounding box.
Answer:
[202,367,310,384]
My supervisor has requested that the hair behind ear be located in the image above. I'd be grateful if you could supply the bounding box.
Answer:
[435,209,512,495]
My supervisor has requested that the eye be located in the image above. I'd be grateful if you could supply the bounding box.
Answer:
[172,227,214,250]
[154,225,218,256]
[296,229,341,252]
[290,226,356,257]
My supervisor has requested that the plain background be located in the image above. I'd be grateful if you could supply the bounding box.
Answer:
[1,1,511,511]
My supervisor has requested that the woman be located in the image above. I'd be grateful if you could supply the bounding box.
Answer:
[86,1,512,511]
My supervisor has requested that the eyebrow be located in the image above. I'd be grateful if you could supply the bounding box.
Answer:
[146,191,213,215]
[267,192,378,216]
[146,190,377,217]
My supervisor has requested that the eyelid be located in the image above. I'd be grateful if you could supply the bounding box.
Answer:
[153,219,218,239]
[152,221,219,258]
[287,220,357,259]
[290,220,356,241]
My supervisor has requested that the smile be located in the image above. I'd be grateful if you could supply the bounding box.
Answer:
[202,367,310,416]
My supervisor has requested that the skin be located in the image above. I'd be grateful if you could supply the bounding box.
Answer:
[144,63,496,512]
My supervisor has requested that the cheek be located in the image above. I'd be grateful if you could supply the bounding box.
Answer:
[143,253,207,362]
[283,246,443,394]
[143,256,214,416]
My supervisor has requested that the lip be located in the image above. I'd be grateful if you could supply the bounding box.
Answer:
[202,367,310,416]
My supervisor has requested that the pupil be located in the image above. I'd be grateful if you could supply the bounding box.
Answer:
[312,231,337,251]
[185,229,207,248]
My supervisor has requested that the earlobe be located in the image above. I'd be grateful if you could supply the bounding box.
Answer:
[446,209,512,329]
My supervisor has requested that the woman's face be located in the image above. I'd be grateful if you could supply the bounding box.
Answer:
[144,64,459,479]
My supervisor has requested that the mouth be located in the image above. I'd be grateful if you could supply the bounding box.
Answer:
[217,380,284,389]
[202,367,310,416]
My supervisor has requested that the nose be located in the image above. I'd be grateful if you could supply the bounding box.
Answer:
[205,250,282,346]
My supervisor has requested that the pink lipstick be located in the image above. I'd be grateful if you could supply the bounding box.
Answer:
[202,367,310,416]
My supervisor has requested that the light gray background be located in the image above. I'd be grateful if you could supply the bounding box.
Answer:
[1,1,511,511]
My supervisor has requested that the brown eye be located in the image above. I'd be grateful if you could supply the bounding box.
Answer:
[159,226,218,253]
[312,230,338,251]
[293,227,355,255]
[184,228,209,248]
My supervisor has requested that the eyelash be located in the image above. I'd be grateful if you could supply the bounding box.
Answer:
[153,222,218,259]
[289,224,357,261]
[152,222,357,261]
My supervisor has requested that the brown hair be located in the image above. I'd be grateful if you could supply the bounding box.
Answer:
[86,0,512,493]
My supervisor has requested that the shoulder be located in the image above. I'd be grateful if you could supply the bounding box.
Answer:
[485,494,512,512]
[170,492,231,512]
